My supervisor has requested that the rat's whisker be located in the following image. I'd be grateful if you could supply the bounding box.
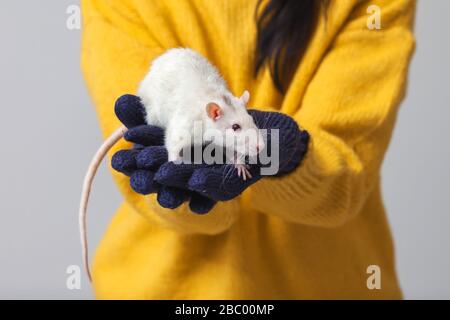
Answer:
[221,165,234,186]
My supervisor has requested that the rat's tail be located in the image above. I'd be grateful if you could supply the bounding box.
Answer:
[79,125,128,282]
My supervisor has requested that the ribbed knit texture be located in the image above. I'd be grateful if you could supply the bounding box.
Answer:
[81,0,416,299]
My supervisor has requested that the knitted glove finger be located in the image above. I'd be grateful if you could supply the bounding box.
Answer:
[188,164,262,201]
[189,193,217,214]
[153,161,218,214]
[129,165,198,211]
[157,186,190,209]
[111,149,140,176]
[130,170,159,195]
[114,94,147,129]
[124,125,165,146]
[136,146,168,170]
[154,162,207,189]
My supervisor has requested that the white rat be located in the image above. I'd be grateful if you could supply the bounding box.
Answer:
[79,48,264,282]
[138,48,264,173]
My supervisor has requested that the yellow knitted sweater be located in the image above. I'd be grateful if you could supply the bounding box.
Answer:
[81,0,416,299]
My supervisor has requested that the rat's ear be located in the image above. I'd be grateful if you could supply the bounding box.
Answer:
[240,90,250,105]
[206,102,222,121]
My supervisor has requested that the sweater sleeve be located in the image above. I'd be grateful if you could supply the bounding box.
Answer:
[81,0,238,235]
[249,0,416,227]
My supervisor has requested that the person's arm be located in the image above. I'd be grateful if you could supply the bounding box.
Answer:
[249,0,416,227]
[81,0,238,235]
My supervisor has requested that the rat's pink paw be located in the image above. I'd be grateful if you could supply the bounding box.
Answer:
[235,164,252,181]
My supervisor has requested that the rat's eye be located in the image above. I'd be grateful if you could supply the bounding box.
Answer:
[232,124,241,131]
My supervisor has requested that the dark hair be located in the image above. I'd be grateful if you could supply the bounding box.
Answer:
[254,0,328,93]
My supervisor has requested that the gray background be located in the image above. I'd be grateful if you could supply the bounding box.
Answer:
[0,0,448,299]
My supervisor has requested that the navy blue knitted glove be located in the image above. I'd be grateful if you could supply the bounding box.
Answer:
[112,94,309,213]
[154,110,309,201]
